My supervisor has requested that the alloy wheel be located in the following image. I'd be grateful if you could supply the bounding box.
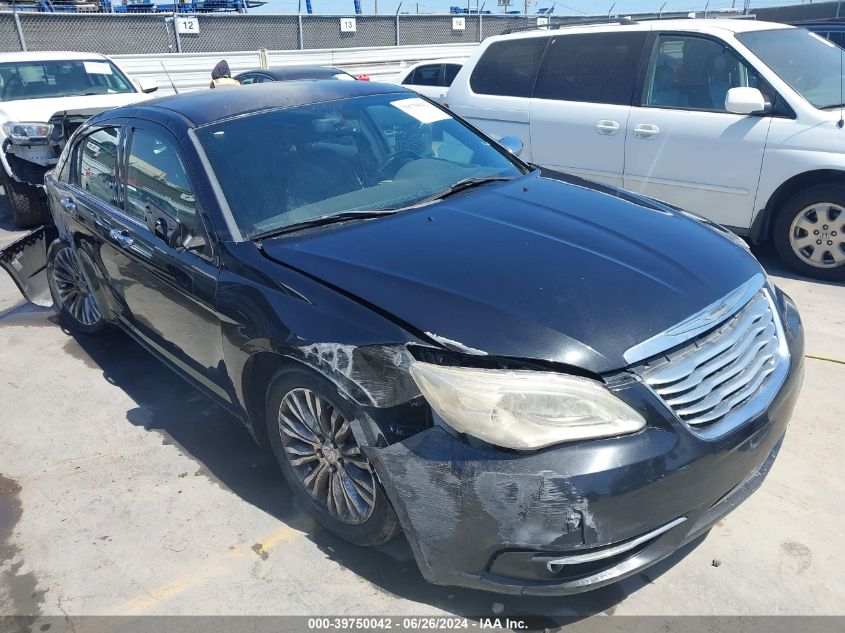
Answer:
[277,388,376,524]
[50,247,101,326]
[788,203,845,269]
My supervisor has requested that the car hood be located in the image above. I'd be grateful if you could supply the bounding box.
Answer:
[0,92,148,127]
[260,172,763,374]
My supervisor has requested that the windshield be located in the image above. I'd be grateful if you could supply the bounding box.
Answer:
[0,59,135,102]
[737,28,845,109]
[196,93,524,239]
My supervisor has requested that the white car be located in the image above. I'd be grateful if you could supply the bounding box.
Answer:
[446,19,845,280]
[386,60,463,105]
[0,51,158,227]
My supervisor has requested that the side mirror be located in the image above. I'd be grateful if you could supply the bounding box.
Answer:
[498,135,524,157]
[725,87,768,115]
[137,78,159,94]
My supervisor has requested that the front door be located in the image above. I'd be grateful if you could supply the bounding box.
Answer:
[528,30,649,188]
[623,33,773,230]
[97,122,228,401]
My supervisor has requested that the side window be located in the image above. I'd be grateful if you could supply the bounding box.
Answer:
[643,35,757,112]
[469,37,548,98]
[77,127,120,206]
[125,128,199,236]
[444,64,462,86]
[533,32,649,105]
[405,65,441,87]
[239,74,256,85]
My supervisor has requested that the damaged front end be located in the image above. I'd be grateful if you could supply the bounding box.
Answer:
[2,112,89,187]
[354,296,805,596]
[0,226,55,306]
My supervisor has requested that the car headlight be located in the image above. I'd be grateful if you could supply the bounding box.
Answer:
[2,122,54,145]
[409,361,646,450]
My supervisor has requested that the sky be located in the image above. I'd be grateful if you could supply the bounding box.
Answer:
[249,0,800,16]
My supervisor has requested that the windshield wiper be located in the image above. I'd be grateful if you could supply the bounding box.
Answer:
[408,176,513,208]
[251,209,397,241]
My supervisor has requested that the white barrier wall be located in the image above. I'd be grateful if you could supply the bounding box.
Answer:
[111,44,478,95]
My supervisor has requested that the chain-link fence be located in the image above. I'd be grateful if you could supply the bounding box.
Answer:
[302,15,397,49]
[0,12,21,52]
[0,11,593,55]
[1,4,841,56]
[178,14,301,53]
[399,14,481,46]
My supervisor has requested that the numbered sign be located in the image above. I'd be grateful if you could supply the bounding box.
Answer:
[452,17,465,31]
[340,18,357,33]
[536,17,549,27]
[175,16,199,35]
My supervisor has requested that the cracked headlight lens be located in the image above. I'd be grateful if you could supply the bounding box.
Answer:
[409,361,646,450]
[2,122,53,145]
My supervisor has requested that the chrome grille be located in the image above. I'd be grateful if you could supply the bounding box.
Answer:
[636,289,787,437]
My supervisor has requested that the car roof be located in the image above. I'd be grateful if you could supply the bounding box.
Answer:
[486,18,795,43]
[237,66,348,80]
[121,80,410,127]
[0,51,109,63]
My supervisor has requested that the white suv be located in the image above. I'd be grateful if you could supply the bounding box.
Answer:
[0,51,158,227]
[446,19,845,280]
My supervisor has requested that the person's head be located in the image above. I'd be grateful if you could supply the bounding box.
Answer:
[212,60,231,80]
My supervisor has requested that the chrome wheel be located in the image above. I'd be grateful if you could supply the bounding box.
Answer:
[277,388,376,524]
[50,246,101,326]
[789,203,845,269]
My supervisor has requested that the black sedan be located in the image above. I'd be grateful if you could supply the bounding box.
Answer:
[235,65,363,85]
[0,81,804,595]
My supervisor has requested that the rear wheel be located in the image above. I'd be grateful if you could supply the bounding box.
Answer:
[266,365,401,546]
[0,167,49,228]
[47,240,106,335]
[773,184,845,281]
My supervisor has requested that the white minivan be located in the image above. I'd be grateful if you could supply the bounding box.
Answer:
[446,19,845,280]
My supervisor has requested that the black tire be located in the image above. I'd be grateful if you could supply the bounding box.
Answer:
[773,184,845,281]
[0,168,49,228]
[46,240,106,335]
[265,364,401,546]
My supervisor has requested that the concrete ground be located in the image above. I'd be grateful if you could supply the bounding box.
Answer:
[0,192,843,623]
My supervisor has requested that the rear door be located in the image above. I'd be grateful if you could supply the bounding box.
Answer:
[448,36,548,159]
[623,32,773,229]
[96,121,229,401]
[528,30,650,188]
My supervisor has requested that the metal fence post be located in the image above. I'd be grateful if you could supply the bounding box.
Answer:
[298,13,304,49]
[12,4,26,52]
[172,13,182,53]
[478,12,482,42]
[395,12,400,46]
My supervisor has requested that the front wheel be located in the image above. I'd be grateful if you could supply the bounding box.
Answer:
[47,240,106,335]
[773,184,845,281]
[0,168,49,228]
[266,365,401,546]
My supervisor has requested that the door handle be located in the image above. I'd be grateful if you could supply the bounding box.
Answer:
[109,228,135,248]
[60,197,76,212]
[595,120,621,135]
[634,124,660,139]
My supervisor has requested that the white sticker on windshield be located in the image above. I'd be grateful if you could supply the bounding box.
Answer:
[390,97,450,124]
[84,61,113,75]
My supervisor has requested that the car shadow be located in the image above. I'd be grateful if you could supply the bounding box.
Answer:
[64,327,705,623]
[750,242,844,288]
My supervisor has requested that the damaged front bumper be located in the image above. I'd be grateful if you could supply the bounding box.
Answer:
[367,321,804,596]
[0,226,55,306]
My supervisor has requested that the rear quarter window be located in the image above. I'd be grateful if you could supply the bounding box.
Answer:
[469,37,548,97]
